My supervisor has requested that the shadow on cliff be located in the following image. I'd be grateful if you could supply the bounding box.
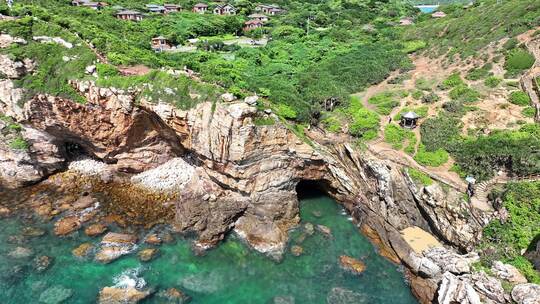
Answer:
[296,180,332,200]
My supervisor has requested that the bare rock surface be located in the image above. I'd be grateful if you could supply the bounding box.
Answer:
[512,283,540,304]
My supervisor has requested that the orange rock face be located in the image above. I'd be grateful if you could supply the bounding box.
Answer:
[339,255,366,274]
[54,216,81,236]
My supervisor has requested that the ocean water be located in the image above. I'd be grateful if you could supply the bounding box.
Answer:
[0,192,417,303]
[415,5,439,13]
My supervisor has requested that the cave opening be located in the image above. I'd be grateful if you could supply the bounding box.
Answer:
[295,180,331,200]
[63,141,88,160]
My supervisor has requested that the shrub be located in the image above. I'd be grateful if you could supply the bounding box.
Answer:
[368,92,399,115]
[415,77,434,91]
[322,116,341,133]
[509,91,531,106]
[412,90,423,100]
[96,63,119,78]
[406,168,433,186]
[9,136,29,150]
[414,145,449,167]
[420,116,461,151]
[384,124,408,149]
[505,49,535,75]
[403,40,426,53]
[441,73,464,89]
[449,85,480,102]
[348,97,380,140]
[422,92,439,103]
[484,76,502,88]
[466,64,492,81]
[522,107,536,118]
[275,104,297,120]
[254,117,275,126]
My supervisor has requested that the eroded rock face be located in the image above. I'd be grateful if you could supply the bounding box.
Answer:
[511,283,540,304]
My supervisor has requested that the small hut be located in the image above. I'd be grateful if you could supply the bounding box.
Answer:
[151,36,171,52]
[400,111,420,129]
[431,11,447,18]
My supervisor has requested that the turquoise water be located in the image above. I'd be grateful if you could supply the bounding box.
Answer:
[0,193,417,303]
[415,5,439,13]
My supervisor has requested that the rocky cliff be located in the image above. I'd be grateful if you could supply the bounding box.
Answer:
[2,34,537,303]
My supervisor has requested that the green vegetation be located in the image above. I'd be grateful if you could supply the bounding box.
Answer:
[254,117,276,126]
[480,181,540,283]
[509,91,531,106]
[347,96,379,141]
[466,63,493,81]
[522,107,536,118]
[9,136,29,150]
[420,116,461,151]
[406,168,433,186]
[414,144,449,167]
[403,40,426,54]
[1,115,29,151]
[415,77,435,91]
[441,73,465,89]
[484,76,502,88]
[368,92,399,115]
[505,48,535,77]
[449,85,480,102]
[406,0,540,58]
[384,124,415,151]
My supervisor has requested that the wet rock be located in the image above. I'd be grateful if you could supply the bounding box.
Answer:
[491,261,527,284]
[339,256,366,275]
[145,234,162,245]
[161,231,174,243]
[317,225,332,237]
[290,245,303,257]
[22,227,46,237]
[156,287,191,303]
[0,206,11,217]
[95,233,138,263]
[39,285,73,304]
[511,283,540,304]
[312,211,322,218]
[85,223,108,237]
[72,195,95,210]
[34,255,53,273]
[7,235,26,244]
[138,248,159,262]
[98,286,152,304]
[326,287,368,304]
[73,243,94,258]
[54,216,81,236]
[8,246,34,259]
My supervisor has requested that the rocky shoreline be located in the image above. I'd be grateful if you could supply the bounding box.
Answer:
[1,33,540,303]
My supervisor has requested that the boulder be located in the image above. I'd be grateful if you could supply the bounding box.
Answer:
[244,95,258,106]
[85,65,96,74]
[98,286,152,304]
[73,195,95,210]
[317,225,332,237]
[95,233,138,263]
[423,247,479,274]
[0,206,11,218]
[72,243,94,258]
[512,283,540,304]
[491,261,527,284]
[304,223,315,235]
[54,216,81,236]
[144,234,162,245]
[220,93,236,102]
[339,256,366,274]
[138,248,159,262]
[437,272,481,304]
[22,227,46,237]
[85,223,108,237]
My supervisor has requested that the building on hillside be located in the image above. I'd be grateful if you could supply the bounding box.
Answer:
[243,20,263,31]
[164,4,182,13]
[116,10,144,21]
[400,111,420,129]
[431,11,446,18]
[399,17,413,26]
[192,3,208,14]
[254,4,284,15]
[72,0,106,9]
[151,36,172,52]
[248,13,268,23]
[213,4,236,15]
[146,4,166,13]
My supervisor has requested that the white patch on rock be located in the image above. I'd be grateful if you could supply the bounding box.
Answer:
[492,261,527,284]
[130,158,196,193]
[33,36,73,49]
[512,283,540,304]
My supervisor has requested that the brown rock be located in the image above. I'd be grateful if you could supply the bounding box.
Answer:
[360,224,400,264]
[144,234,161,245]
[291,245,303,257]
[85,223,108,237]
[138,248,159,262]
[160,231,174,243]
[35,203,53,218]
[72,195,94,210]
[408,270,437,304]
[339,255,366,274]
[0,206,11,217]
[34,255,53,272]
[54,216,81,236]
[157,287,191,303]
[98,286,152,304]
[95,233,138,263]
[102,232,138,244]
[22,227,46,237]
[72,243,94,257]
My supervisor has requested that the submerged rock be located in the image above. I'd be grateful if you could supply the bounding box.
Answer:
[34,255,53,273]
[304,223,315,235]
[291,245,303,257]
[39,285,73,304]
[138,248,159,262]
[98,286,152,304]
[326,287,368,304]
[156,287,191,303]
[8,246,34,259]
[22,226,46,237]
[273,295,295,304]
[144,234,162,245]
[317,225,332,237]
[72,243,94,258]
[339,256,366,274]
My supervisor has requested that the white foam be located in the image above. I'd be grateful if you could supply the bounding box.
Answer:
[113,267,146,290]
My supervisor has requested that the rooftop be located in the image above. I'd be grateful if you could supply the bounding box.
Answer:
[402,111,420,119]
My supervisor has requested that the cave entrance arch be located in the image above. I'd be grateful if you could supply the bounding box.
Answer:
[63,141,89,160]
[295,179,333,200]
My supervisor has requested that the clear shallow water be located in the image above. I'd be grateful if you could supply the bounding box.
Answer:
[0,193,417,303]
[415,5,439,13]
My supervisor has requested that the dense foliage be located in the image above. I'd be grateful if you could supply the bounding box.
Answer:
[481,181,540,283]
